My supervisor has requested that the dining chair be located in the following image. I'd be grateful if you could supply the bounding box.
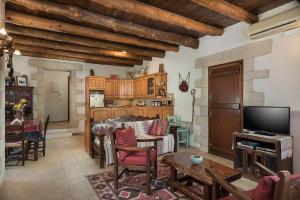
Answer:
[167,114,190,149]
[110,127,160,195]
[5,123,27,166]
[27,115,50,156]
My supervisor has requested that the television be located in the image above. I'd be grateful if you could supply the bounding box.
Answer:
[243,106,290,135]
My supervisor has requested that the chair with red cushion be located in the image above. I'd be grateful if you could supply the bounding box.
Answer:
[206,162,300,200]
[110,127,161,195]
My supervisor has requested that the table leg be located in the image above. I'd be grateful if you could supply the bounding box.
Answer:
[170,167,177,192]
[204,184,212,200]
[34,141,39,161]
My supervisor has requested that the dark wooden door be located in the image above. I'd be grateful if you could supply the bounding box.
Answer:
[208,61,243,159]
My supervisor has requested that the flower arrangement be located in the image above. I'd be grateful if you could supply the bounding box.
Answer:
[13,98,27,122]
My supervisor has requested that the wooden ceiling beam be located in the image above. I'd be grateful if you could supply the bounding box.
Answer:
[8,0,199,49]
[6,23,165,58]
[190,0,258,24]
[16,51,134,67]
[6,10,179,52]
[88,0,223,36]
[14,44,143,66]
[13,35,151,61]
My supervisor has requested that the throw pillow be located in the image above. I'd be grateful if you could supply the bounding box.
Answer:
[115,127,137,161]
[249,175,280,200]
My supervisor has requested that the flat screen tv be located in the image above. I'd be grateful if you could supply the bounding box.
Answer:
[243,106,290,135]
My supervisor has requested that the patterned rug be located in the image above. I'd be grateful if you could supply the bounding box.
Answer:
[87,165,204,200]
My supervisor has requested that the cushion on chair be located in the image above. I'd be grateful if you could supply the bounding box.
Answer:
[115,127,137,161]
[148,119,159,135]
[220,175,279,200]
[290,173,300,181]
[148,119,168,136]
[118,149,157,166]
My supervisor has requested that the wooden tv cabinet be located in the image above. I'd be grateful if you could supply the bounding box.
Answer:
[233,132,293,181]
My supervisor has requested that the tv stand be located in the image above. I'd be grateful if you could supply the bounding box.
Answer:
[254,130,276,136]
[233,132,293,181]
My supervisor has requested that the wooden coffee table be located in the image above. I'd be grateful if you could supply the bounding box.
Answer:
[161,152,241,200]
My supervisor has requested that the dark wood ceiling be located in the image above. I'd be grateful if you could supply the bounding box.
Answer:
[5,0,293,67]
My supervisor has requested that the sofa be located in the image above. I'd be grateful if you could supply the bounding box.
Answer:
[91,117,177,168]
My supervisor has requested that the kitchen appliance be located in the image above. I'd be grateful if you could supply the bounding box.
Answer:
[90,90,105,107]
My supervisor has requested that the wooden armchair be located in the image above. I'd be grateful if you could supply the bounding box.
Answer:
[206,162,300,200]
[110,127,162,195]
[5,123,27,166]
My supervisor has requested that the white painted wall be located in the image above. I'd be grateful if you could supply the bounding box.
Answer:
[44,70,70,122]
[144,1,300,172]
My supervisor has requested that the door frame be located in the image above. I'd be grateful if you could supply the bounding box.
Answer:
[208,60,244,159]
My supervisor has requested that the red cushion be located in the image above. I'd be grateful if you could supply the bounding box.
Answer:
[291,173,300,181]
[148,120,159,135]
[115,127,137,161]
[220,176,279,200]
[118,149,157,166]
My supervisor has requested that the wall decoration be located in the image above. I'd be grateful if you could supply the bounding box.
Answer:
[178,72,190,92]
[191,89,196,125]
[16,76,28,86]
[5,77,13,86]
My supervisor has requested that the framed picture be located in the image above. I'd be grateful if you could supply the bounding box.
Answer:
[16,76,28,86]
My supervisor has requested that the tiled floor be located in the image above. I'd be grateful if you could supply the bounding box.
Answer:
[0,136,257,200]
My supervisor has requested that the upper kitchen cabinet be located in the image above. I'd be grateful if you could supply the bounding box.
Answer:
[105,79,119,99]
[119,80,134,99]
[86,76,106,90]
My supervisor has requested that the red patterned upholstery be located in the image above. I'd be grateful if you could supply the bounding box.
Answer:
[115,127,137,161]
[118,149,157,166]
[220,175,280,200]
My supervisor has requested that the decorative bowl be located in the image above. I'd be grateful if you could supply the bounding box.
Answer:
[191,155,203,165]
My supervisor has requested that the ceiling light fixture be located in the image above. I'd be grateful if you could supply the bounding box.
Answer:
[13,49,21,56]
[122,50,127,54]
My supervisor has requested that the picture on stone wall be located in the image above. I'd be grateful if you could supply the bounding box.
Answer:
[16,76,28,87]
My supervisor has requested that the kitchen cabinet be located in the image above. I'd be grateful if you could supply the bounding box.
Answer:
[148,107,162,118]
[131,107,148,117]
[86,76,105,90]
[119,80,133,99]
[90,108,111,121]
[105,79,119,99]
[161,106,174,119]
[111,107,130,118]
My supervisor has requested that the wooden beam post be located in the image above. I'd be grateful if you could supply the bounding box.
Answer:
[6,23,165,58]
[16,51,134,67]
[190,0,258,24]
[14,44,143,65]
[8,0,199,48]
[88,0,223,35]
[13,35,151,61]
[6,10,179,52]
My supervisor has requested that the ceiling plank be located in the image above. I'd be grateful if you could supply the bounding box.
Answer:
[190,0,258,23]
[6,23,165,58]
[13,35,151,61]
[87,0,223,36]
[5,10,179,52]
[16,51,134,67]
[8,0,199,49]
[14,44,143,65]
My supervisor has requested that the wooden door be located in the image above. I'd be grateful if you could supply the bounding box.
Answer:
[105,80,114,98]
[208,61,243,159]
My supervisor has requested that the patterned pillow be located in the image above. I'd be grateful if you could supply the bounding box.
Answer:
[148,119,168,136]
[148,119,159,135]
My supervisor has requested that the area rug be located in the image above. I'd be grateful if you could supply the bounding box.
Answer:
[87,165,204,200]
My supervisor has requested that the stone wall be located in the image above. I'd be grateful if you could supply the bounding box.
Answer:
[0,0,5,185]
[29,58,85,131]
[193,39,272,152]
